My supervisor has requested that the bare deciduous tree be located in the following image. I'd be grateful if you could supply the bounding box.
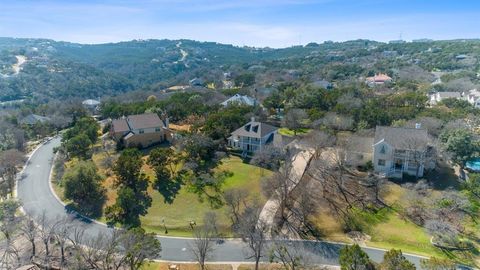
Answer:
[19,217,38,260]
[0,149,25,197]
[262,160,296,226]
[320,112,354,131]
[283,109,307,136]
[37,212,57,267]
[269,240,313,270]
[190,221,216,270]
[54,216,73,266]
[237,203,269,270]
[251,145,286,172]
[406,117,443,137]
[280,180,319,238]
[223,187,249,229]
[305,150,385,232]
[401,134,434,180]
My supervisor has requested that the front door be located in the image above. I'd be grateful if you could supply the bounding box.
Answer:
[394,158,403,170]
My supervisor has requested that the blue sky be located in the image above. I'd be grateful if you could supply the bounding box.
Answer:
[0,0,479,47]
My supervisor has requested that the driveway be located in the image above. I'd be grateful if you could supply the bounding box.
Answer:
[16,137,427,267]
[258,142,315,236]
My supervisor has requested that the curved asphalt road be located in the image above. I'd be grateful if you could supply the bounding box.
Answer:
[17,137,428,267]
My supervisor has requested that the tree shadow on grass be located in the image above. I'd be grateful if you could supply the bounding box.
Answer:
[154,177,183,204]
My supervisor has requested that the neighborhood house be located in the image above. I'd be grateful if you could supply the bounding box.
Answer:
[111,113,171,148]
[82,99,101,113]
[365,73,393,86]
[373,125,433,178]
[465,89,480,108]
[428,91,462,105]
[228,118,278,154]
[20,114,51,125]
[427,89,480,108]
[221,94,257,107]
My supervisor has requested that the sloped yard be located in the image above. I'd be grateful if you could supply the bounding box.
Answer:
[312,183,450,258]
[91,148,270,236]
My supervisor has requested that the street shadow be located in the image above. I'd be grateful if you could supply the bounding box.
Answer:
[290,240,342,265]
[64,195,106,219]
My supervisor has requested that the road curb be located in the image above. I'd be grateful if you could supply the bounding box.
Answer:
[15,138,52,215]
[46,139,112,229]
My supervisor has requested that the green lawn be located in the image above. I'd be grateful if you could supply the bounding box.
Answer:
[278,128,311,137]
[367,213,442,257]
[365,184,445,258]
[139,156,270,237]
[55,147,270,237]
[88,157,271,236]
[313,183,452,259]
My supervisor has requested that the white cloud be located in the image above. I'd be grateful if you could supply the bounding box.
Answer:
[0,1,479,47]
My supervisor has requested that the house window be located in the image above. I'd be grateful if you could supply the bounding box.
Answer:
[380,145,386,154]
[378,159,386,166]
[139,129,144,134]
[155,127,161,132]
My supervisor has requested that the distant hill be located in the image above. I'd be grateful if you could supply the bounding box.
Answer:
[0,37,478,102]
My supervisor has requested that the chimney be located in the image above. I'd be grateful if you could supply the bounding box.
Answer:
[415,123,421,129]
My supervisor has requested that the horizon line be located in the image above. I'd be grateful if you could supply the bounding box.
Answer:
[2,36,480,49]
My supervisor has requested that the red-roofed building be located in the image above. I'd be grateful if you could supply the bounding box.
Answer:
[365,73,393,86]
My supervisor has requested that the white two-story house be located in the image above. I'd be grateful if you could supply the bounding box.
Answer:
[373,125,433,179]
[228,118,278,154]
[465,89,480,108]
[428,91,462,105]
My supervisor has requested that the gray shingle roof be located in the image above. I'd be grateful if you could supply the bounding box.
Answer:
[346,135,374,154]
[221,94,256,106]
[374,126,428,149]
[112,118,130,133]
[127,113,164,129]
[437,92,461,99]
[231,120,278,138]
[112,113,164,133]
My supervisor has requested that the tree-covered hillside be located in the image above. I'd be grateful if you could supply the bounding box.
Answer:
[0,37,479,102]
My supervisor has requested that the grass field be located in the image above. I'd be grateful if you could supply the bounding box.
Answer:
[278,128,311,137]
[140,156,270,236]
[312,183,447,258]
[88,146,271,236]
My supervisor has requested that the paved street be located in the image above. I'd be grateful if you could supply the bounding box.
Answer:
[16,137,426,267]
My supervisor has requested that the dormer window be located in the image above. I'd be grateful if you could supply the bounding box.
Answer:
[252,125,259,133]
[244,124,251,132]
[380,145,386,154]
